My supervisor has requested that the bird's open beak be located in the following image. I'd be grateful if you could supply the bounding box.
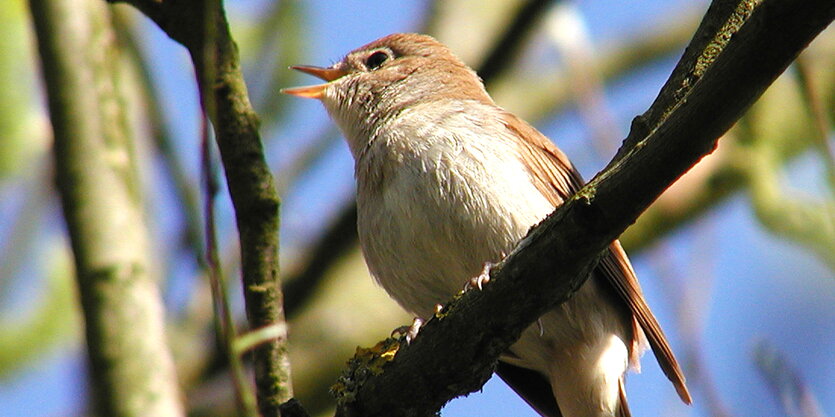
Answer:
[281,65,348,99]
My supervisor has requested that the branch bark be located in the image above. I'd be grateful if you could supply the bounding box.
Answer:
[333,0,834,415]
[107,0,292,414]
[29,0,184,415]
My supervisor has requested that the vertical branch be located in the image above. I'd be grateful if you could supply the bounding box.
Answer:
[110,0,294,413]
[29,0,184,415]
[194,6,293,415]
[111,10,207,269]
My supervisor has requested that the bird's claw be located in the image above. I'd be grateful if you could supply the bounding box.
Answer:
[465,261,498,291]
[434,303,444,315]
[391,317,424,344]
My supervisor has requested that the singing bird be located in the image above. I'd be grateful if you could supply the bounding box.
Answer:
[283,33,690,417]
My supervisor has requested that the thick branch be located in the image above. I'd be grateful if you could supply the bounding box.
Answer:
[335,1,833,415]
[109,0,291,414]
[623,0,752,151]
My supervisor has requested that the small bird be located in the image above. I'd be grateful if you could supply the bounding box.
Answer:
[283,33,690,417]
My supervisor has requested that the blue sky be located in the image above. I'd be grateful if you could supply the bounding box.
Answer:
[1,1,833,416]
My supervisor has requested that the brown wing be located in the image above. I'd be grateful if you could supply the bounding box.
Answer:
[500,111,692,404]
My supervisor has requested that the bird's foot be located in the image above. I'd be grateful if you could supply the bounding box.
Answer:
[465,260,500,291]
[391,317,424,344]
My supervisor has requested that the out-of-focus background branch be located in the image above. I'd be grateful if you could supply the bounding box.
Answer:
[1,0,832,417]
[28,0,185,415]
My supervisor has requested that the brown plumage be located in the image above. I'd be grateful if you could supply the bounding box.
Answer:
[284,33,690,417]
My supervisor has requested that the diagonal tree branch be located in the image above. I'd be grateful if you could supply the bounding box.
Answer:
[476,0,558,86]
[332,1,834,415]
[619,0,757,156]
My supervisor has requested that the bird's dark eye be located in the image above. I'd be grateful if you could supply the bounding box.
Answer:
[365,50,390,70]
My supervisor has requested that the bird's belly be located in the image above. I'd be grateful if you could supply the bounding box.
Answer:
[357,153,553,318]
[358,163,631,379]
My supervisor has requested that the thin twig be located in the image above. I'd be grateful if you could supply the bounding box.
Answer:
[201,111,257,416]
